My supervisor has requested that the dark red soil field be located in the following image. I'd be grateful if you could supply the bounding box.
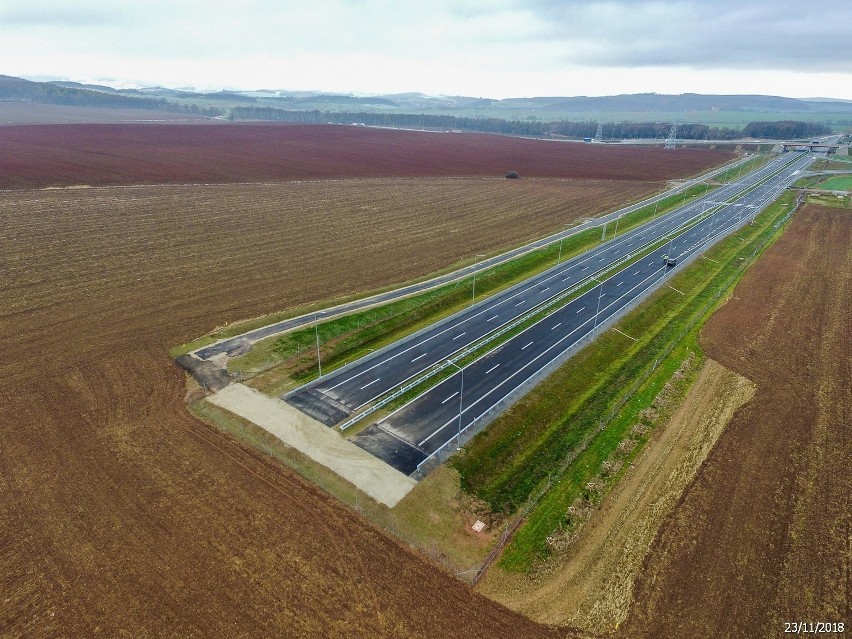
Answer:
[0,102,210,126]
[0,123,732,189]
[622,205,851,638]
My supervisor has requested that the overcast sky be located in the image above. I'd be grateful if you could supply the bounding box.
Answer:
[3,0,852,99]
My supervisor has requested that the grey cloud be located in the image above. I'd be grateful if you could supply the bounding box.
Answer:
[519,0,852,73]
[0,6,127,27]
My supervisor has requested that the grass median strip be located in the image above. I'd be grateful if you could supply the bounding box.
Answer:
[451,189,799,573]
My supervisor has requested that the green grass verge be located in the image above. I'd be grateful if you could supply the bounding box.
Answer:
[805,191,852,209]
[451,190,799,572]
[815,175,852,190]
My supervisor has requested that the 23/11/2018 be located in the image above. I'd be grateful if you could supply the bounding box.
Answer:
[785,621,845,634]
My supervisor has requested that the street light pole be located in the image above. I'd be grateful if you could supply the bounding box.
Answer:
[748,204,760,226]
[703,205,717,247]
[471,254,485,301]
[592,277,605,329]
[736,158,746,183]
[613,214,621,238]
[447,361,464,450]
[314,310,324,377]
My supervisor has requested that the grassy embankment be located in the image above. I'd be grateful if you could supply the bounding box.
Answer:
[792,169,852,208]
[814,175,852,190]
[451,189,801,573]
[222,169,764,397]
[811,157,852,170]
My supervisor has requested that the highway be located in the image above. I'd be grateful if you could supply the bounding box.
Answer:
[284,152,809,428]
[350,151,813,474]
[192,156,752,360]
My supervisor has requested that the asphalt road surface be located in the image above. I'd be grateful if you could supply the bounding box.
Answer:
[347,151,813,474]
[285,152,809,430]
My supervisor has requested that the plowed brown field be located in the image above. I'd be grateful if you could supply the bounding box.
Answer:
[622,205,851,638]
[0,102,209,125]
[0,123,731,189]
[0,126,728,637]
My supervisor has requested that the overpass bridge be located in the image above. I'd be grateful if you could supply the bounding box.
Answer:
[781,142,841,154]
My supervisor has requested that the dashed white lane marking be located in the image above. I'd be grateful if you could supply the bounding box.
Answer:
[360,379,380,390]
[411,353,427,362]
[485,364,500,374]
[551,322,562,330]
[522,341,534,350]
[576,306,586,313]
[452,332,466,340]
[487,315,498,322]
[441,391,459,404]
[515,300,525,306]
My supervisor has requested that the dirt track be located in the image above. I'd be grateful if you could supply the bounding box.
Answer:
[622,205,851,637]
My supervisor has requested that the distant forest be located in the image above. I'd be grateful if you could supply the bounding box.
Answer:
[229,107,832,140]
[741,120,833,139]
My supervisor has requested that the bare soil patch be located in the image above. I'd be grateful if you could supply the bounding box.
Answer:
[0,123,731,189]
[621,205,851,638]
[0,102,211,125]
[2,178,654,338]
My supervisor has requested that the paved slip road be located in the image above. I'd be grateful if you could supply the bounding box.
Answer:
[285,153,808,429]
[348,151,813,474]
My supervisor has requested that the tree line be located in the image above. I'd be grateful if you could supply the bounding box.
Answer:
[741,120,832,139]
[228,107,831,140]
